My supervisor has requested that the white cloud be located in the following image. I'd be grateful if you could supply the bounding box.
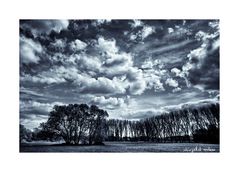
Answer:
[141,26,155,39]
[97,37,118,54]
[20,36,43,64]
[129,23,155,41]
[165,78,178,87]
[103,52,133,76]
[50,39,66,49]
[21,35,149,95]
[141,58,166,92]
[141,59,154,69]
[70,39,87,51]
[182,28,219,75]
[209,21,219,30]
[131,19,143,28]
[168,27,174,33]
[91,96,126,109]
[76,75,127,94]
[172,87,181,93]
[130,34,137,41]
[171,67,191,87]
[171,67,183,77]
[127,68,146,95]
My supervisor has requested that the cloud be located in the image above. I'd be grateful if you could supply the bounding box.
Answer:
[172,87,181,93]
[76,75,127,94]
[127,68,147,95]
[21,73,66,84]
[181,22,219,90]
[102,52,133,77]
[21,65,128,94]
[20,100,64,116]
[20,20,69,36]
[165,78,178,88]
[120,96,219,120]
[97,37,118,54]
[20,36,43,64]
[20,35,148,95]
[129,21,155,41]
[90,96,126,109]
[20,115,48,130]
[70,39,87,52]
[171,67,191,87]
[130,19,143,28]
[140,58,166,92]
[141,25,155,40]
[147,39,193,55]
[49,39,66,52]
[171,67,183,77]
[168,27,174,33]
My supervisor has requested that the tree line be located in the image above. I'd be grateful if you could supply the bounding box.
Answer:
[105,103,219,143]
[20,103,219,145]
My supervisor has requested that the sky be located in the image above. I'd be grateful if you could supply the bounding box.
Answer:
[20,19,219,129]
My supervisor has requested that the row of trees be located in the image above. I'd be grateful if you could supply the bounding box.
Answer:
[20,103,219,145]
[105,103,219,143]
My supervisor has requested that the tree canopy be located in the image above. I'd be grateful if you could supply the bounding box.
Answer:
[41,104,108,145]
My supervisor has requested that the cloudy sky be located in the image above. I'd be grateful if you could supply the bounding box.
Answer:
[20,20,219,129]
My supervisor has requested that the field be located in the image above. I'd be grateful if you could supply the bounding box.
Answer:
[20,141,219,152]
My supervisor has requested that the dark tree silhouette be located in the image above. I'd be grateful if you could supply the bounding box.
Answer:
[105,103,219,143]
[42,104,108,145]
[29,103,219,144]
[20,124,32,143]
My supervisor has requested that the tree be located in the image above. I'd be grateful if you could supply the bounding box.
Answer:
[42,104,108,145]
[88,105,108,145]
[20,124,32,143]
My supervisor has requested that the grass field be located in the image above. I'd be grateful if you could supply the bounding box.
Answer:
[20,141,219,152]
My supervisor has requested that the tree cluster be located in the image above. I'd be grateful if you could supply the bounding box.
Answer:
[38,104,108,145]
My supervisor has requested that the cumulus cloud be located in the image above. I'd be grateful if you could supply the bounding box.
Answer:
[21,35,148,96]
[165,78,178,88]
[97,37,118,54]
[171,67,191,87]
[172,87,181,93]
[49,39,66,52]
[141,26,155,40]
[168,27,174,33]
[140,58,166,92]
[127,68,147,95]
[171,68,183,77]
[90,96,126,109]
[129,21,155,41]
[21,66,127,94]
[20,36,43,64]
[70,39,87,52]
